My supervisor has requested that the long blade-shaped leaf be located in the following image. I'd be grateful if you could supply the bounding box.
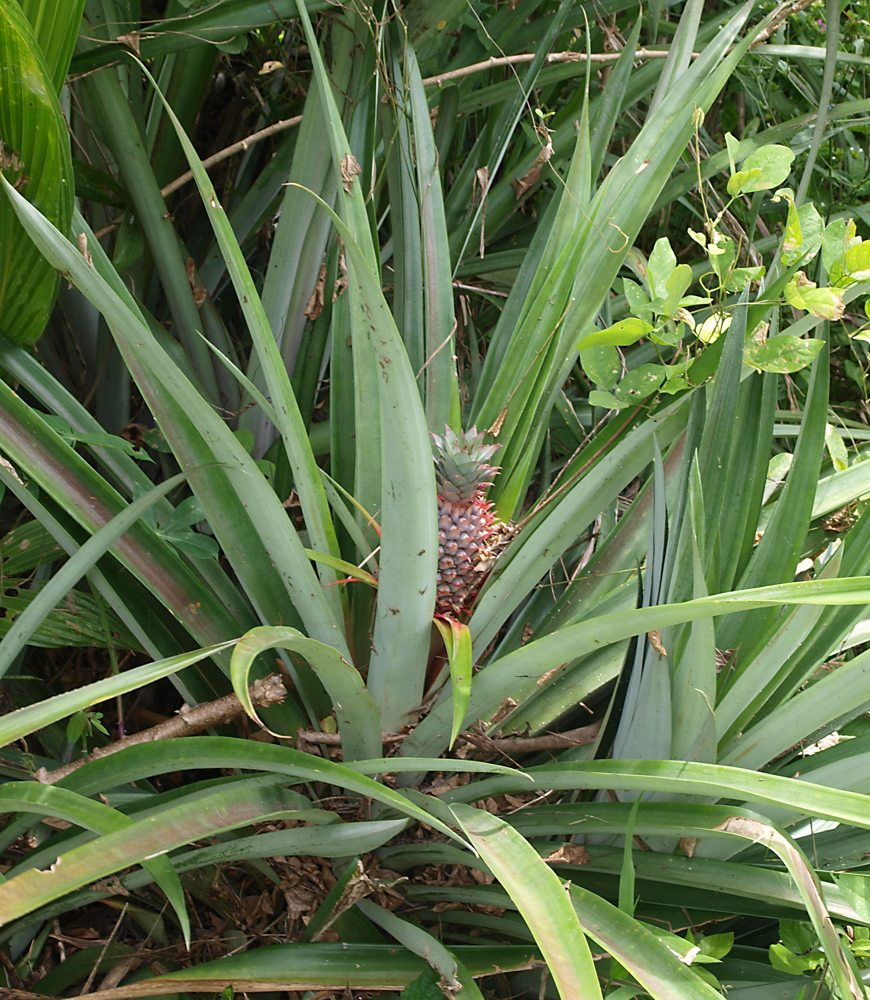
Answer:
[0,0,73,344]
[0,783,189,944]
[294,0,438,729]
[16,0,84,92]
[406,576,870,758]
[134,57,345,617]
[0,780,301,927]
[0,642,234,747]
[405,40,457,431]
[0,177,349,672]
[230,626,381,760]
[445,758,870,832]
[59,944,538,997]
[58,736,468,846]
[0,377,251,662]
[0,471,186,678]
[433,618,472,750]
[451,804,603,1000]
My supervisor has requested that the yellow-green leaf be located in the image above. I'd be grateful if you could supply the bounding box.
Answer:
[433,617,473,749]
[726,143,794,196]
[577,317,653,349]
[845,240,870,282]
[303,548,379,588]
[785,275,845,320]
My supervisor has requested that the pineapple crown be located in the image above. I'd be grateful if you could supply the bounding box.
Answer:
[432,426,500,501]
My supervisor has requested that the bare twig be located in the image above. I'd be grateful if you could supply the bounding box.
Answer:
[296,730,405,747]
[452,280,509,298]
[93,113,305,236]
[296,722,601,756]
[751,0,816,46]
[82,904,128,995]
[104,10,809,214]
[420,49,677,89]
[159,114,302,198]
[0,946,25,988]
[465,722,601,754]
[150,50,669,208]
[35,674,287,785]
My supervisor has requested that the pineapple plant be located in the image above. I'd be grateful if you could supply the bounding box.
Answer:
[433,426,510,617]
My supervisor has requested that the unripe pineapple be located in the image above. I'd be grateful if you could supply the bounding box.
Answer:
[433,426,507,617]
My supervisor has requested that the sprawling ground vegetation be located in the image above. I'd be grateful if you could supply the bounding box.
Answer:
[1,0,870,996]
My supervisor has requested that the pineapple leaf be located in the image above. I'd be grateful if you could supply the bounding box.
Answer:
[433,617,473,750]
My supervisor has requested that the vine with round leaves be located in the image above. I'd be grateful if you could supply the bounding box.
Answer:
[578,108,870,410]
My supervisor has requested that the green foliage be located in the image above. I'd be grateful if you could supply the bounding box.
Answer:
[771,917,870,994]
[0,0,73,344]
[401,967,445,1000]
[1,1,870,997]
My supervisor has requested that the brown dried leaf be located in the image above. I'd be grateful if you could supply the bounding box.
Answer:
[473,166,490,206]
[340,153,362,193]
[679,837,698,859]
[474,167,490,258]
[512,165,542,200]
[185,257,206,306]
[305,263,328,320]
[503,794,527,809]
[489,698,518,726]
[537,664,565,686]
[91,877,130,896]
[801,730,842,756]
[0,140,24,172]
[116,32,141,56]
[41,816,72,831]
[76,233,93,267]
[470,868,495,885]
[647,629,667,657]
[511,129,553,199]
[544,844,589,866]
[332,243,348,301]
[488,406,508,437]
[824,503,857,533]
[715,648,736,673]
[422,769,472,795]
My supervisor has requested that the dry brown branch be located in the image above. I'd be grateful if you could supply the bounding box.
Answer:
[35,674,287,785]
[132,12,809,208]
[472,722,601,754]
[296,721,601,756]
[296,729,405,747]
[751,0,816,46]
[159,114,303,198]
[420,49,677,89]
[151,49,670,208]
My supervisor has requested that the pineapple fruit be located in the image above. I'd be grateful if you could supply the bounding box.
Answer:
[433,426,509,617]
